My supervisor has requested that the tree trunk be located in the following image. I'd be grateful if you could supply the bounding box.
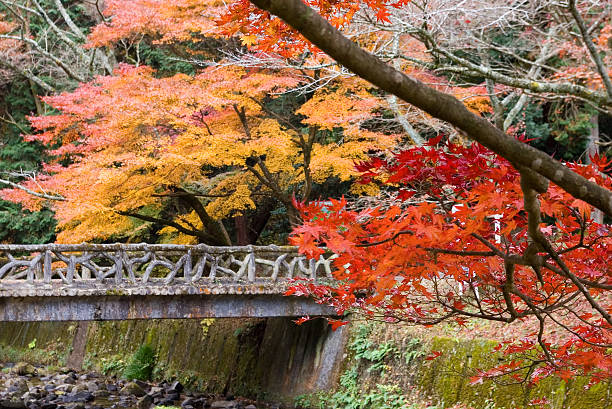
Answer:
[246,198,277,244]
[234,215,249,245]
[586,114,604,224]
[173,187,232,246]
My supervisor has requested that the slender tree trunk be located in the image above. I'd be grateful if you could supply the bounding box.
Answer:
[586,114,604,223]
[234,215,249,245]
[25,1,43,115]
[234,199,276,245]
[246,198,276,244]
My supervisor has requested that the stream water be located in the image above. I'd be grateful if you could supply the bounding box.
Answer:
[0,362,284,409]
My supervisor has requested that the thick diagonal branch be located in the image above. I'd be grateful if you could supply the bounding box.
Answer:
[171,187,231,246]
[117,210,221,244]
[248,0,612,218]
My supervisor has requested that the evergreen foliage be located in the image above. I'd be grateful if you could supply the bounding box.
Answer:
[0,77,56,243]
[123,344,156,381]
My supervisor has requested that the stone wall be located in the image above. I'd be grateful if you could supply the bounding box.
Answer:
[0,318,347,402]
[0,320,610,408]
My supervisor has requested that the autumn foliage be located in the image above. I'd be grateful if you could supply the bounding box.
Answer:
[1,64,397,244]
[87,0,223,48]
[290,137,612,383]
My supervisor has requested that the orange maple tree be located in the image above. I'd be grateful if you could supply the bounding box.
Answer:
[1,0,496,245]
[1,63,397,244]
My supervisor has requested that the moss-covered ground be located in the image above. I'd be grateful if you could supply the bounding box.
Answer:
[294,322,610,409]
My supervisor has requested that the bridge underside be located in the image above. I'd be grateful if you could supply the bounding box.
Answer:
[0,294,335,321]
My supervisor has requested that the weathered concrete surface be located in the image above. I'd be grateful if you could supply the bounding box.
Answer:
[0,244,339,322]
[0,317,349,402]
[0,278,311,297]
[65,321,89,368]
[0,293,335,321]
[82,318,348,400]
[0,244,336,285]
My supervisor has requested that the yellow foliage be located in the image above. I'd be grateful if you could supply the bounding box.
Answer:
[206,184,255,220]
[297,79,381,130]
[158,211,202,244]
[349,182,380,196]
[11,64,400,243]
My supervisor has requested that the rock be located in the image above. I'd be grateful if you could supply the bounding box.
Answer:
[85,381,100,393]
[169,381,184,393]
[181,398,196,408]
[20,391,40,404]
[245,405,256,409]
[54,376,75,385]
[0,398,26,409]
[133,380,149,392]
[166,392,180,402]
[53,385,73,393]
[136,395,152,409]
[10,363,36,377]
[70,384,88,394]
[148,386,163,399]
[6,379,29,396]
[149,387,163,395]
[156,398,176,407]
[119,382,145,397]
[36,367,49,377]
[192,397,209,408]
[92,390,109,399]
[61,391,94,403]
[210,401,236,409]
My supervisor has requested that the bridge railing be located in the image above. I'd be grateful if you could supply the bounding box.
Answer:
[0,244,337,285]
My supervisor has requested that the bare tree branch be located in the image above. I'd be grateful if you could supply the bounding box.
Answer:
[0,57,55,92]
[568,0,612,99]
[0,177,65,201]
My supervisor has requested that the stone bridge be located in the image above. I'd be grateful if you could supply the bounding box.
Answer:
[0,244,338,322]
